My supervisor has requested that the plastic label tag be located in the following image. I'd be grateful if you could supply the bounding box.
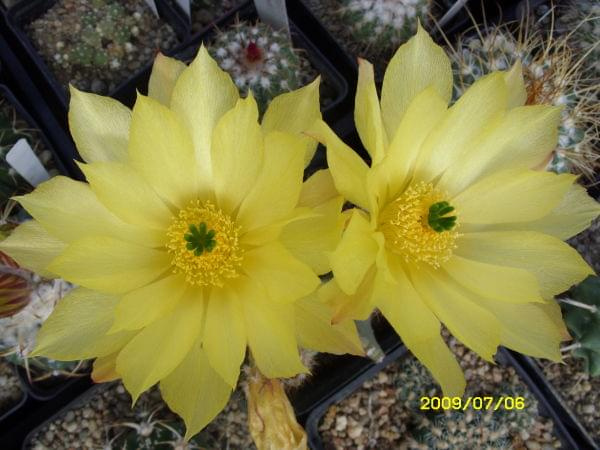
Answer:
[6,139,50,187]
[144,0,159,18]
[175,0,191,19]
[254,0,290,38]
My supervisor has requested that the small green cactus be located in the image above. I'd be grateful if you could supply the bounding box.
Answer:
[208,21,304,113]
[450,28,600,178]
[561,276,600,376]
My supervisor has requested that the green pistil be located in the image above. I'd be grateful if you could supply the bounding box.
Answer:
[428,201,457,233]
[184,222,216,256]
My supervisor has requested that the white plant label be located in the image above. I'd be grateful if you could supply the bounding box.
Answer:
[175,0,191,19]
[144,0,159,18]
[6,139,50,187]
[254,0,290,38]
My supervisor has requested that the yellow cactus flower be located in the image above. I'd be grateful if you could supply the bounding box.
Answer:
[311,25,600,397]
[0,48,363,439]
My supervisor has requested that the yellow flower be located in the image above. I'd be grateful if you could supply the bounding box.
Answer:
[0,49,363,438]
[311,25,600,396]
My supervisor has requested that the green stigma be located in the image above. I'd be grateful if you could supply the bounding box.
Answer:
[428,201,457,233]
[184,222,216,256]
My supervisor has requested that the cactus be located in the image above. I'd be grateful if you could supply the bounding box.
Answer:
[560,276,600,376]
[208,21,304,113]
[450,26,600,179]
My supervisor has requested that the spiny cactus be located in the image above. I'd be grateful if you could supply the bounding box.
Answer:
[208,21,304,113]
[450,26,600,179]
[560,276,600,376]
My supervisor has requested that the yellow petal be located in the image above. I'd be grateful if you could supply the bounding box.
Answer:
[330,210,377,295]
[456,231,594,298]
[48,236,170,294]
[410,266,502,362]
[443,255,543,303]
[92,352,121,383]
[375,264,465,397]
[148,53,186,106]
[308,120,371,210]
[68,86,131,163]
[240,207,317,247]
[170,45,239,186]
[15,176,164,247]
[380,23,452,139]
[204,282,246,387]
[237,131,305,232]
[129,94,201,208]
[415,72,508,180]
[262,77,321,165]
[355,59,387,164]
[241,276,307,378]
[320,272,376,323]
[476,298,565,361]
[31,288,134,360]
[279,196,345,275]
[79,161,173,230]
[243,241,320,303]
[298,169,338,208]
[504,60,527,107]
[117,288,204,401]
[478,183,600,240]
[211,94,263,213]
[452,170,576,224]
[109,273,188,332]
[295,293,364,356]
[439,105,562,196]
[0,220,65,278]
[373,87,447,207]
[160,341,232,441]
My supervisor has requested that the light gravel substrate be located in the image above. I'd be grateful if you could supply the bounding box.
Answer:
[0,359,24,417]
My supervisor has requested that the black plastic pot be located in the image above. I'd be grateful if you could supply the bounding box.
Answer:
[3,0,188,114]
[303,340,597,450]
[15,363,90,402]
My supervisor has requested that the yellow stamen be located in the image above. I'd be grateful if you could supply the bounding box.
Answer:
[379,181,459,268]
[166,200,243,286]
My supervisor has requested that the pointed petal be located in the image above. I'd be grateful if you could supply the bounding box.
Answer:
[68,86,130,163]
[79,161,173,230]
[237,131,305,232]
[241,276,306,378]
[16,176,164,247]
[330,210,378,295]
[31,288,134,360]
[279,196,345,274]
[295,293,364,356]
[148,53,186,106]
[308,120,370,210]
[439,105,562,196]
[48,236,170,294]
[320,273,376,323]
[452,170,576,224]
[170,45,239,187]
[243,241,320,303]
[92,352,121,383]
[298,169,338,208]
[444,255,543,303]
[415,73,508,180]
[355,59,387,164]
[117,288,205,401]
[380,23,452,139]
[0,220,65,278]
[211,94,263,213]
[456,231,594,298]
[375,264,465,397]
[129,95,200,208]
[160,341,232,441]
[204,283,246,387]
[504,60,527,107]
[110,274,188,332]
[262,77,321,165]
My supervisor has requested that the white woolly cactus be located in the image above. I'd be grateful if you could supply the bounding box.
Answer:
[450,28,600,178]
[208,21,303,113]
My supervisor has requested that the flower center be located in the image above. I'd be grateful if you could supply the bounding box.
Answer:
[379,181,459,268]
[166,200,243,286]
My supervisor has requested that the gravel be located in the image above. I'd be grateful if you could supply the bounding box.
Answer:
[0,359,24,417]
[320,335,561,449]
[189,0,245,33]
